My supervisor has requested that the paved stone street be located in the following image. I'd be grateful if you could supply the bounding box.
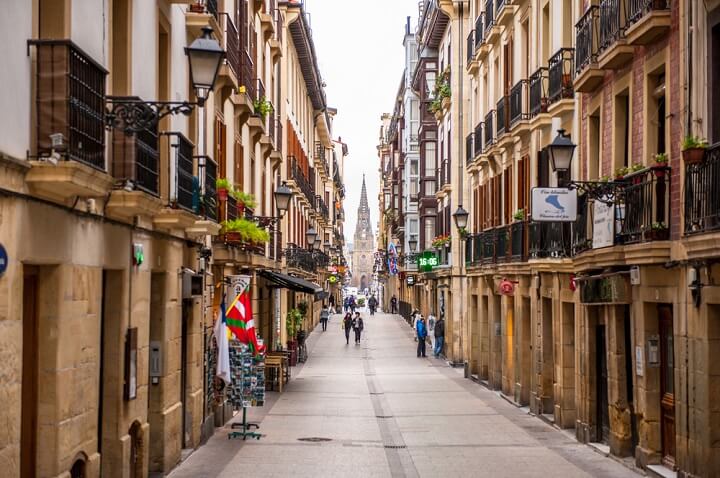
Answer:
[169,313,640,478]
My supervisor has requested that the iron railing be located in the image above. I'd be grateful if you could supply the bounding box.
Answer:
[474,123,484,156]
[575,6,600,75]
[529,222,571,258]
[481,229,496,264]
[510,80,529,126]
[466,133,474,164]
[467,31,475,65]
[31,40,107,170]
[110,101,159,195]
[484,110,495,148]
[548,48,575,104]
[599,0,626,53]
[474,14,484,50]
[285,244,316,273]
[627,0,668,27]
[315,194,329,221]
[571,194,592,255]
[200,156,218,222]
[685,144,720,234]
[290,156,315,205]
[484,0,495,37]
[496,96,508,136]
[275,119,283,153]
[174,133,195,212]
[497,0,507,14]
[240,50,256,99]
[205,0,219,19]
[496,224,510,263]
[619,166,670,244]
[529,68,549,117]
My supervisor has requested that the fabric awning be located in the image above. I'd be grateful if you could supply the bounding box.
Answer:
[258,270,324,301]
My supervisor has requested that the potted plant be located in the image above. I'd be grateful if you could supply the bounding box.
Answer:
[189,2,205,13]
[628,163,646,184]
[681,135,708,164]
[653,153,668,177]
[648,222,669,241]
[286,308,302,365]
[614,166,629,180]
[513,209,525,222]
[253,95,274,119]
[216,178,232,201]
[458,227,469,239]
[232,191,257,215]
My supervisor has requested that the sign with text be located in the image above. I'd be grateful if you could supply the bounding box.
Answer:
[531,188,577,222]
[417,251,439,272]
[592,199,614,249]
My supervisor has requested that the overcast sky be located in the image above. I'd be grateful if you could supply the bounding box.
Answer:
[305,0,420,243]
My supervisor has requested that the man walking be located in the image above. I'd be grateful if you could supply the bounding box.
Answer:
[390,295,398,314]
[343,312,353,345]
[368,295,378,315]
[320,305,330,331]
[416,316,427,357]
[434,316,445,358]
[353,312,364,344]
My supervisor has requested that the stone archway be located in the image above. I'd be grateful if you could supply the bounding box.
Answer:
[128,421,144,478]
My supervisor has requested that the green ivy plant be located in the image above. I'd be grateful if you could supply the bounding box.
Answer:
[513,209,525,221]
[231,190,257,209]
[216,178,232,190]
[222,218,271,243]
[253,96,274,119]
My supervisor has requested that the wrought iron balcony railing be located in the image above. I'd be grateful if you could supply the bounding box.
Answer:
[496,96,508,136]
[240,50,255,99]
[290,156,315,205]
[529,222,571,259]
[173,133,195,212]
[627,0,668,26]
[315,194,329,221]
[467,31,475,65]
[481,229,496,264]
[484,0,495,36]
[111,100,160,195]
[199,156,218,222]
[548,48,575,104]
[474,123,484,156]
[466,133,474,164]
[474,14,484,50]
[285,244,316,273]
[685,144,720,234]
[571,194,592,255]
[31,40,107,170]
[599,0,626,53]
[619,166,670,244]
[575,6,600,75]
[222,13,241,81]
[529,68,549,117]
[509,80,529,127]
[484,110,495,148]
[205,0,219,20]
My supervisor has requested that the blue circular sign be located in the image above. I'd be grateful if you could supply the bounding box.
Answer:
[0,244,7,276]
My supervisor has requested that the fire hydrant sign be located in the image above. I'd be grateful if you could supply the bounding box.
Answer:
[531,188,577,222]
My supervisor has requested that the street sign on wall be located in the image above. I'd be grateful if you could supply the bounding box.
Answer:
[531,188,577,222]
[592,200,614,249]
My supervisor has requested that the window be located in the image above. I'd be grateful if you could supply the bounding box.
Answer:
[589,109,601,179]
[614,92,630,169]
[424,141,436,175]
[711,17,720,142]
[424,180,436,196]
[424,216,436,249]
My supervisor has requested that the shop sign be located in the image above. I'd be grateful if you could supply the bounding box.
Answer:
[0,243,7,276]
[531,188,577,222]
[406,275,415,286]
[580,275,630,304]
[329,275,338,284]
[417,251,439,272]
[592,200,614,249]
[499,279,515,295]
[327,265,337,273]
[635,346,644,377]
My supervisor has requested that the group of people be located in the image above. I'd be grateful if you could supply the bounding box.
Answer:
[343,312,364,344]
[411,310,445,358]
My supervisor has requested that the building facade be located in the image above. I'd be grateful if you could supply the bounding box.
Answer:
[378,1,720,477]
[0,0,346,476]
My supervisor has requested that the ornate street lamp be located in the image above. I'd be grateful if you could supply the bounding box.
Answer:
[274,182,293,214]
[409,237,418,252]
[547,129,576,174]
[185,27,225,106]
[306,227,317,249]
[452,205,469,229]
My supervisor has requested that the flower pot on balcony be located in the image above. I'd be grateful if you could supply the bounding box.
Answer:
[225,232,242,244]
[648,228,669,241]
[653,166,666,178]
[189,2,205,13]
[217,188,229,201]
[540,98,549,113]
[682,147,705,165]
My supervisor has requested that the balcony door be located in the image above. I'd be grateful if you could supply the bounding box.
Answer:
[659,305,676,466]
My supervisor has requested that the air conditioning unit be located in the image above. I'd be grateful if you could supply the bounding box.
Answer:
[182,271,203,298]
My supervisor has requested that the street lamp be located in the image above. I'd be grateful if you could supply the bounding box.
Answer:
[547,129,576,174]
[306,227,317,249]
[185,27,225,106]
[409,237,418,252]
[452,205,469,230]
[274,182,293,215]
[314,236,322,250]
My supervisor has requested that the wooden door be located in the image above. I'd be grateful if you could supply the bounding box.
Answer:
[596,325,610,443]
[659,306,676,466]
[22,270,39,477]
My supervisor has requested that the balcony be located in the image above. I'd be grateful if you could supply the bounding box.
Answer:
[466,133,474,165]
[574,6,605,93]
[221,13,241,85]
[199,156,218,222]
[315,194,330,222]
[529,222,571,259]
[597,0,634,70]
[548,48,575,111]
[466,30,477,71]
[529,68,550,123]
[484,110,495,150]
[496,96,508,138]
[285,244,316,273]
[473,123,484,160]
[289,156,315,206]
[509,80,529,132]
[618,166,670,245]
[474,14,489,61]
[571,194,592,255]
[496,0,518,27]
[685,144,720,235]
[152,133,200,231]
[483,0,500,44]
[625,0,670,46]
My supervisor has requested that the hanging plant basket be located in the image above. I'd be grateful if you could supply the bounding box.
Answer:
[682,148,705,165]
[217,188,229,201]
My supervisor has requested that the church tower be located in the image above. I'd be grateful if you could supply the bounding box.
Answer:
[351,175,375,291]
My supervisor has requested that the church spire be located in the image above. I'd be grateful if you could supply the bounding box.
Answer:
[354,173,373,237]
[359,174,369,213]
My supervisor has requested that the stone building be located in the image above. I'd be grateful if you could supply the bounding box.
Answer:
[351,177,374,292]
[378,0,720,477]
[0,0,347,476]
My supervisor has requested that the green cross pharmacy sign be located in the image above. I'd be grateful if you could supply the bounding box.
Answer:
[417,251,439,272]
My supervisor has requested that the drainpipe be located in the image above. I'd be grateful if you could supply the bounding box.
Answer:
[456,0,466,362]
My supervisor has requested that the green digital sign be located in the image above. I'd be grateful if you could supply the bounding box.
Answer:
[417,251,439,272]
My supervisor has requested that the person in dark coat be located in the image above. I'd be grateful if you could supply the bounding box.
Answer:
[352,312,364,344]
[390,295,398,314]
[343,313,353,345]
[368,295,378,315]
[434,316,445,358]
[320,305,330,331]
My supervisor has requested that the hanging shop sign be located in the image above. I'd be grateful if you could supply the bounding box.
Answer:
[417,251,439,272]
[406,275,415,286]
[499,279,515,295]
[592,199,614,249]
[531,188,577,222]
[0,243,7,276]
[579,274,631,304]
[327,265,337,273]
[329,275,338,284]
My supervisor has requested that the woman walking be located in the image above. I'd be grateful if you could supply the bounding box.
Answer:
[343,312,353,345]
[353,312,364,344]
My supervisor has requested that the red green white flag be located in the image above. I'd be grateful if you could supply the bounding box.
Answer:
[226,276,265,356]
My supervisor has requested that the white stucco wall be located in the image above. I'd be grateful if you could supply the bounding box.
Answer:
[132,0,158,101]
[71,0,110,67]
[0,0,32,159]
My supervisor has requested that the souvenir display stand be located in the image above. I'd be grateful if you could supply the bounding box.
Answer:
[227,341,266,440]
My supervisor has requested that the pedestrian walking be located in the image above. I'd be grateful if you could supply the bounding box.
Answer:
[343,313,353,345]
[368,295,378,315]
[343,297,350,314]
[350,296,357,314]
[434,316,445,358]
[320,305,330,331]
[427,313,436,354]
[353,312,364,344]
[411,309,420,341]
[390,295,398,314]
[416,316,427,357]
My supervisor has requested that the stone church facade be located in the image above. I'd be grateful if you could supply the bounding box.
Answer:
[351,176,374,292]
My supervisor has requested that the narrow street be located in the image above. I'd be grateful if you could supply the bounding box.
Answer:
[170,312,639,478]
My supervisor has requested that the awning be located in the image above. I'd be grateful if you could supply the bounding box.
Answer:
[258,270,324,301]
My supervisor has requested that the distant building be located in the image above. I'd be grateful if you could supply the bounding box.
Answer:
[351,176,374,291]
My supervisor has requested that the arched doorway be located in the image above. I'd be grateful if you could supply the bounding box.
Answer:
[128,421,143,478]
[70,457,86,478]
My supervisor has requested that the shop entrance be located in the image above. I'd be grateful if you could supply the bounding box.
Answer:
[659,305,676,466]
[181,301,190,449]
[596,325,610,443]
[540,297,554,415]
[21,267,39,477]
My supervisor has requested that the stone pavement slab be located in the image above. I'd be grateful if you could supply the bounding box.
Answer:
[169,312,640,478]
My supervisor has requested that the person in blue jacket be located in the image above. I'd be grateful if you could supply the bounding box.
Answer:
[416,316,427,357]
